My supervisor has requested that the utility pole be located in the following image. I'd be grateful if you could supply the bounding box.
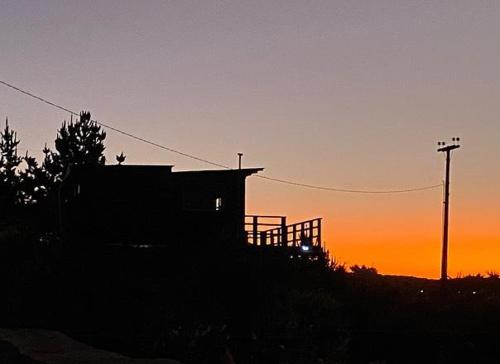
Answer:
[437,137,461,281]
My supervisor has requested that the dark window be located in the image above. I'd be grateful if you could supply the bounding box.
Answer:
[183,188,224,212]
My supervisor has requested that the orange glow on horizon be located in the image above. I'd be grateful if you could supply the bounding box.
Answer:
[247,180,500,279]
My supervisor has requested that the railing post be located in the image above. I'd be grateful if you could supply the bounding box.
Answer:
[292,224,297,246]
[309,220,314,243]
[260,231,267,246]
[281,216,287,247]
[317,219,322,247]
[301,223,305,244]
[253,216,258,245]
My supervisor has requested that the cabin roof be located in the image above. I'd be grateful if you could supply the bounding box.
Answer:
[173,168,263,178]
[63,164,263,183]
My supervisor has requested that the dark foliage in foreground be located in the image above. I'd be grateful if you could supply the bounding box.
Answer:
[2,230,500,364]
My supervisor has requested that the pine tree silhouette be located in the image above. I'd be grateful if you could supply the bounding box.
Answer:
[0,118,22,210]
[44,111,106,182]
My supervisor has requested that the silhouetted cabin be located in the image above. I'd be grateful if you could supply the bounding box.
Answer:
[59,165,262,249]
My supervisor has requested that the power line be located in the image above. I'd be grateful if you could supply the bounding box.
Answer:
[0,80,229,169]
[256,175,442,194]
[0,79,442,194]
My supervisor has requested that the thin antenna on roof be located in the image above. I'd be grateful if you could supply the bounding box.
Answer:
[237,153,243,170]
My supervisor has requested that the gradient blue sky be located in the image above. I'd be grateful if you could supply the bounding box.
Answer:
[1,1,500,277]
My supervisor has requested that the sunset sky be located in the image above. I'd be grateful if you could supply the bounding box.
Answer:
[1,1,499,278]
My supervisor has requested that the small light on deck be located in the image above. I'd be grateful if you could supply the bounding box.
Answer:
[472,291,477,295]
[301,245,310,252]
[215,197,223,211]
[419,289,424,294]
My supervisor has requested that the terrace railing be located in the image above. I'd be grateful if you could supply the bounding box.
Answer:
[245,215,322,248]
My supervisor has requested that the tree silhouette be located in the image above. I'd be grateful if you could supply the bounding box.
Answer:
[0,118,22,210]
[44,111,106,182]
[350,264,378,276]
[18,152,52,205]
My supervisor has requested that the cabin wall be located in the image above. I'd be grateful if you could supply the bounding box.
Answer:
[61,171,249,248]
